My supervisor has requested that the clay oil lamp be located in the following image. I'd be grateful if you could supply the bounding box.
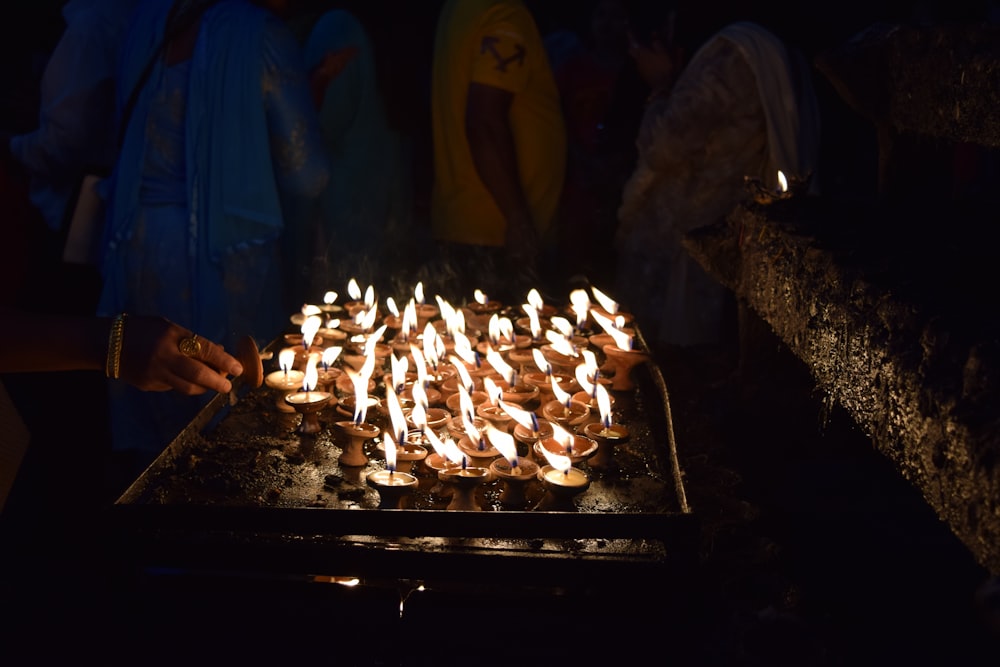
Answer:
[334,357,380,468]
[455,409,501,469]
[580,383,628,471]
[439,353,481,399]
[377,385,427,474]
[289,303,322,328]
[588,308,636,356]
[539,328,582,376]
[522,348,578,402]
[475,377,514,432]
[540,373,591,429]
[420,425,461,498]
[592,310,649,392]
[405,382,449,433]
[264,348,305,414]
[476,313,517,359]
[485,349,539,407]
[534,447,590,512]
[533,421,598,467]
[568,288,598,337]
[432,295,467,349]
[284,356,334,435]
[366,431,418,509]
[511,300,549,348]
[445,387,488,416]
[319,289,344,320]
[500,398,554,455]
[435,437,490,511]
[462,288,502,332]
[415,325,456,391]
[316,316,347,347]
[382,295,404,334]
[400,365,443,410]
[486,423,539,509]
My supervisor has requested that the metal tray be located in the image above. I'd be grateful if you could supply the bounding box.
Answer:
[110,333,697,593]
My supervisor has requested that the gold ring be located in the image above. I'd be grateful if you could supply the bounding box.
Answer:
[178,335,202,358]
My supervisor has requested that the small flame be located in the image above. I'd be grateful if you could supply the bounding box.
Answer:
[410,401,428,432]
[591,286,618,315]
[410,380,429,411]
[323,291,338,306]
[499,399,538,433]
[458,388,476,424]
[591,309,632,350]
[550,374,571,407]
[422,323,444,371]
[549,421,575,453]
[349,367,369,425]
[596,383,612,428]
[384,430,398,472]
[409,343,428,386]
[451,333,476,366]
[539,445,572,474]
[532,348,552,375]
[364,285,375,310]
[414,281,425,305]
[486,349,516,386]
[569,289,591,327]
[777,170,788,193]
[302,315,322,348]
[386,296,400,318]
[482,376,502,406]
[278,348,296,373]
[321,345,342,369]
[486,424,518,467]
[450,355,474,393]
[390,353,409,393]
[348,278,361,301]
[550,316,573,338]
[545,330,578,358]
[474,289,488,305]
[303,355,319,392]
[526,288,544,313]
[301,303,322,317]
[386,385,408,443]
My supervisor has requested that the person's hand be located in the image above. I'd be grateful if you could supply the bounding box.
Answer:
[117,316,243,394]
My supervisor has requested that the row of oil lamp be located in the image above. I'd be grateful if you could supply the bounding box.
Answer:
[263,280,652,512]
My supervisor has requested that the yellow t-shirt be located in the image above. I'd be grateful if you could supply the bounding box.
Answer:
[431,0,566,247]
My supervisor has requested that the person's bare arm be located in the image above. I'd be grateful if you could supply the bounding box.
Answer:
[0,311,243,395]
[465,81,537,257]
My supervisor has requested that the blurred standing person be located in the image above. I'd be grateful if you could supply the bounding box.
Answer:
[97,0,329,473]
[430,0,566,305]
[299,7,412,296]
[615,1,820,361]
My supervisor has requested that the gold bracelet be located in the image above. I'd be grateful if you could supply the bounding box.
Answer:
[106,312,128,379]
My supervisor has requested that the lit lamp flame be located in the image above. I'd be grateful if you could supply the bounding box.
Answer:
[423,422,448,456]
[591,309,633,350]
[384,430,398,473]
[486,424,518,468]
[575,349,600,396]
[422,323,444,373]
[364,285,375,311]
[302,315,322,349]
[488,313,502,347]
[410,401,428,434]
[410,380,429,412]
[526,288,544,313]
[301,303,322,318]
[451,333,476,366]
[279,348,296,375]
[545,330,578,358]
[321,345,342,371]
[409,343,428,387]
[450,355,474,394]
[458,387,476,424]
[539,445,572,475]
[486,349,516,386]
[303,355,319,396]
[482,376,502,406]
[390,353,409,394]
[323,291,338,307]
[461,410,486,451]
[386,385,408,444]
[777,169,788,193]
[532,348,552,376]
[550,374,572,409]
[440,437,468,469]
[499,399,539,435]
[591,286,618,315]
[349,367,368,426]
[401,299,417,340]
[474,289,489,306]
[550,316,573,339]
[386,296,400,318]
[348,278,362,301]
[569,289,591,328]
[596,383,613,430]
[549,421,575,455]
[522,303,542,340]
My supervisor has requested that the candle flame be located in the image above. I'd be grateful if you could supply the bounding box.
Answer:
[410,380,429,411]
[591,309,632,350]
[440,437,467,467]
[384,430,398,472]
[549,421,575,452]
[364,285,375,310]
[348,278,361,300]
[410,400,428,432]
[322,346,342,369]
[482,376,502,406]
[591,286,618,315]
[301,303,322,317]
[390,353,409,393]
[486,348,516,386]
[323,291,338,306]
[422,323,444,370]
[414,281,425,305]
[450,355,474,392]
[522,303,542,339]
[458,387,476,424]
[278,348,296,373]
[596,383,612,428]
[423,422,447,456]
[348,367,369,424]
[386,296,400,318]
[539,445,572,474]
[569,289,591,327]
[532,348,551,375]
[498,399,537,433]
[386,385,408,444]
[526,288,544,312]
[550,374,571,407]
[451,333,476,366]
[777,169,788,193]
[486,423,518,467]
[409,343,428,385]
[550,316,573,338]
[474,289,488,305]
[545,330,578,358]
[302,315,322,348]
[303,355,319,392]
